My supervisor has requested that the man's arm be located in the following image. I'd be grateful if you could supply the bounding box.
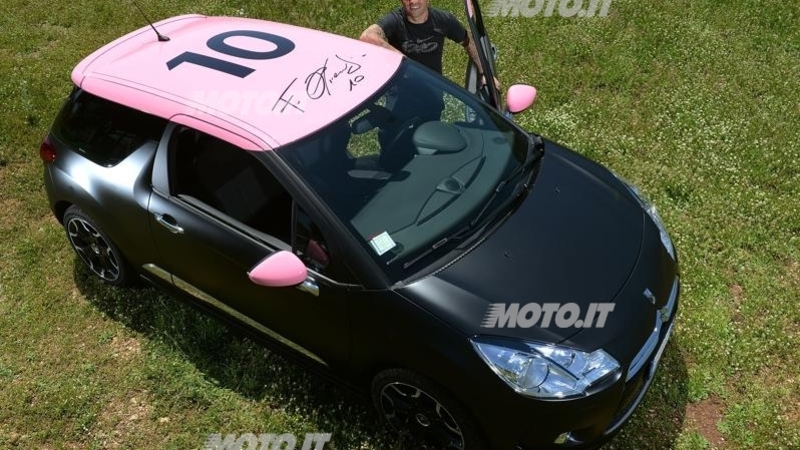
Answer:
[360,24,402,53]
[462,34,484,73]
[462,35,501,91]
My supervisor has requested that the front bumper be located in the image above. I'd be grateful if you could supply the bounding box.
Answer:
[510,277,680,450]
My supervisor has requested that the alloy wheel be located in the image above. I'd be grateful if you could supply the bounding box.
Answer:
[67,217,121,282]
[379,381,465,449]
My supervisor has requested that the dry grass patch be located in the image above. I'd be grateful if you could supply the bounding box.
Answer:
[685,394,726,448]
[92,391,154,449]
[109,336,141,361]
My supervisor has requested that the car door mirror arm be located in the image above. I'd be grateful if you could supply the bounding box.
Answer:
[296,276,319,297]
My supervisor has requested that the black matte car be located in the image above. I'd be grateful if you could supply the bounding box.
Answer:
[41,2,679,449]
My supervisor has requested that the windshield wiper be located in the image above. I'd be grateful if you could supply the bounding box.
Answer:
[468,135,540,228]
[396,223,474,269]
[392,135,543,270]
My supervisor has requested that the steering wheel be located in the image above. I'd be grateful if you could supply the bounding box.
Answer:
[380,115,422,171]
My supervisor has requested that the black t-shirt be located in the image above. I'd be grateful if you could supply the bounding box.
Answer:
[377,7,468,74]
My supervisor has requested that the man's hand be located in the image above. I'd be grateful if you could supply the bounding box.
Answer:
[359,24,402,53]
[463,35,502,92]
[480,74,502,92]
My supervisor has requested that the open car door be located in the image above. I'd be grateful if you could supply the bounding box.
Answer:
[464,0,539,118]
[464,0,501,109]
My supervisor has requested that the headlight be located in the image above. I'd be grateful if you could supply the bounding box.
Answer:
[612,172,676,261]
[626,184,676,261]
[471,338,620,399]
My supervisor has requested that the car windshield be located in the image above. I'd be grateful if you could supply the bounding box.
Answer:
[279,60,531,282]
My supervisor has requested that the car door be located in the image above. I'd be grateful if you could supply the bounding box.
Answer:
[464,0,501,109]
[145,123,355,371]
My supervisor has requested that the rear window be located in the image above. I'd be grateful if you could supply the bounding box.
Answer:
[50,88,167,167]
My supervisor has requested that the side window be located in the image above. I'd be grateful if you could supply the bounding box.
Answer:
[168,127,292,243]
[292,203,330,273]
[440,90,468,124]
[167,126,354,283]
[292,202,359,283]
[50,88,167,167]
[348,109,382,160]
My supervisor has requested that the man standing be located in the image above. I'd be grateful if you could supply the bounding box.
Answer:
[360,0,499,89]
[359,0,500,170]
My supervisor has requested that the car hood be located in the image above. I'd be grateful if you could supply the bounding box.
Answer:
[400,139,648,345]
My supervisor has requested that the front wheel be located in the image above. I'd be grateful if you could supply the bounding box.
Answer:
[371,368,488,450]
[63,205,132,286]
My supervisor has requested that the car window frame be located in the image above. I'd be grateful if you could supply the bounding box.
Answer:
[152,122,365,288]
[51,87,168,167]
[276,60,532,286]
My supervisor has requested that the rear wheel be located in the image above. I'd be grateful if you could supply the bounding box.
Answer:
[372,369,488,450]
[63,205,132,286]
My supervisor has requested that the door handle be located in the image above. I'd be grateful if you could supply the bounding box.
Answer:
[296,276,319,297]
[154,213,184,234]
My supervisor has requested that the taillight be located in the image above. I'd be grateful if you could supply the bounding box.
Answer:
[39,137,56,163]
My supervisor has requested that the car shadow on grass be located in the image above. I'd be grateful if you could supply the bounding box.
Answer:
[74,260,690,450]
[73,262,408,450]
[603,343,690,450]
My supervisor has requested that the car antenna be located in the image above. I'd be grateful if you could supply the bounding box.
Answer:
[132,0,170,42]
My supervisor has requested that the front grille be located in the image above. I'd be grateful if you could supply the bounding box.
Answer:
[626,277,679,381]
[660,277,679,322]
[606,276,679,432]
[627,316,660,381]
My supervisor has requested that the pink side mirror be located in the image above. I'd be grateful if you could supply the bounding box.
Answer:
[248,250,307,287]
[506,84,538,114]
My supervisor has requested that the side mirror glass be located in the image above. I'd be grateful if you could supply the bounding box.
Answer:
[506,84,538,114]
[248,250,307,287]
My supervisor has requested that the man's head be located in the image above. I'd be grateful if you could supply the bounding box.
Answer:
[401,0,430,23]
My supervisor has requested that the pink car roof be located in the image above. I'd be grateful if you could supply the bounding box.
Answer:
[72,14,403,150]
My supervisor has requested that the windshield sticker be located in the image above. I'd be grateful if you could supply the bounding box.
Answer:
[369,231,397,256]
[273,53,366,114]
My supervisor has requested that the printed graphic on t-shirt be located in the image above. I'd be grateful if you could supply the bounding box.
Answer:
[401,36,439,54]
[377,7,467,73]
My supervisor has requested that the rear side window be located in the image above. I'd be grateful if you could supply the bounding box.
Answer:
[50,88,167,166]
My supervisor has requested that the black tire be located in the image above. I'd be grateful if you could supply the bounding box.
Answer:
[371,368,489,450]
[63,205,132,286]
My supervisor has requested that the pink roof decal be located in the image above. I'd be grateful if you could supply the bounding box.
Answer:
[72,15,403,150]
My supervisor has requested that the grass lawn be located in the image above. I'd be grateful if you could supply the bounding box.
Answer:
[1,0,798,449]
